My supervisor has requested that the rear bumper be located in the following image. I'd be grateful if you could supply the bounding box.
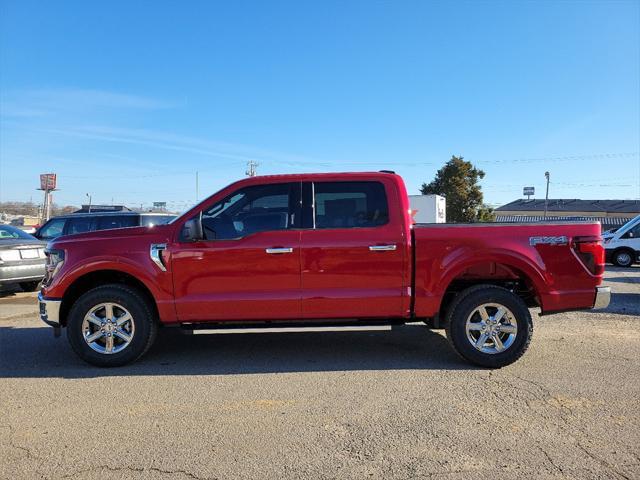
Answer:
[0,263,45,284]
[593,286,611,309]
[38,292,62,328]
[540,286,610,315]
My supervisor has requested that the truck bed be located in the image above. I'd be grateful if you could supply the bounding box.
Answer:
[412,221,603,317]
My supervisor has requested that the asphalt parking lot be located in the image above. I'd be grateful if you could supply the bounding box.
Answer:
[1,268,639,480]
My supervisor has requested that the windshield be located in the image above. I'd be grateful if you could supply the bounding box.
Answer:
[615,214,640,236]
[0,225,36,240]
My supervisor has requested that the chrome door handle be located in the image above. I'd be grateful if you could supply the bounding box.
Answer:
[369,244,397,252]
[265,247,294,254]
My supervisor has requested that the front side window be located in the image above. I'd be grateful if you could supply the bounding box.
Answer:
[314,182,389,229]
[199,183,296,240]
[37,218,66,239]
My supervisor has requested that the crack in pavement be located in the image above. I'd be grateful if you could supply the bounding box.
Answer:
[489,373,634,480]
[537,445,563,475]
[2,423,214,480]
[1,423,39,461]
[58,465,216,480]
[574,442,632,480]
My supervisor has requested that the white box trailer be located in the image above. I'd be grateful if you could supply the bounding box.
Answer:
[409,195,446,223]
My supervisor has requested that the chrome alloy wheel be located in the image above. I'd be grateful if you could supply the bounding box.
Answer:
[465,303,518,354]
[82,302,135,354]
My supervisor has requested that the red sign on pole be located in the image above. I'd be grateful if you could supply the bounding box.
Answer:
[39,173,57,191]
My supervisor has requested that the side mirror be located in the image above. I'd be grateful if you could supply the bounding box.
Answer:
[181,213,204,242]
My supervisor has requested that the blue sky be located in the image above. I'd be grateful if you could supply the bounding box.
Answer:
[1,0,639,211]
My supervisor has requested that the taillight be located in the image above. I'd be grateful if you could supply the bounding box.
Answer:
[572,237,605,275]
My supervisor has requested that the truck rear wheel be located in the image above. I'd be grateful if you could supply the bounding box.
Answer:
[66,284,157,367]
[445,285,533,368]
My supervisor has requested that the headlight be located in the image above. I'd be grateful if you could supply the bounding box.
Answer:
[44,248,65,283]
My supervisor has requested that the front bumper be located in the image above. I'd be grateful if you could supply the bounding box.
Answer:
[38,292,62,328]
[594,286,611,309]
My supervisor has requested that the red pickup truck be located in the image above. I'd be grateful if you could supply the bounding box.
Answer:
[38,172,609,368]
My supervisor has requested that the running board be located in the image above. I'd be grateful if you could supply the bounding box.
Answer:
[189,325,394,335]
[178,319,409,335]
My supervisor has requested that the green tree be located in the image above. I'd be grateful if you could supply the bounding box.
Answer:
[420,155,494,222]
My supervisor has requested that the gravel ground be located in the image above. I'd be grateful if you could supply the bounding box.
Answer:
[1,267,639,480]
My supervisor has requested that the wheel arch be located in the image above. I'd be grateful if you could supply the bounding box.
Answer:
[59,269,159,327]
[435,257,544,322]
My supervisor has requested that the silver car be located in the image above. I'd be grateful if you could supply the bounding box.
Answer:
[0,225,46,291]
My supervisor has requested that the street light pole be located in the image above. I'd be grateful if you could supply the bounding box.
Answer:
[86,193,92,213]
[543,171,550,218]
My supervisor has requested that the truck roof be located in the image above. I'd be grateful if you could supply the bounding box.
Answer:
[248,171,396,179]
[232,171,400,186]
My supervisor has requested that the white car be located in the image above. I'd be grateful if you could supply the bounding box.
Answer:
[605,214,640,267]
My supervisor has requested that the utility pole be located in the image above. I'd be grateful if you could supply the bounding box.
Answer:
[196,171,199,202]
[245,160,259,177]
[543,171,550,218]
[45,191,52,220]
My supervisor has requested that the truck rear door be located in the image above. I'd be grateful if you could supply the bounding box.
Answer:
[300,180,407,319]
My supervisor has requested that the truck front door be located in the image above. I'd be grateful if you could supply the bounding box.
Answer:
[171,182,302,322]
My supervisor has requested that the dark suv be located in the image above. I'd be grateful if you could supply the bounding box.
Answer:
[34,212,175,240]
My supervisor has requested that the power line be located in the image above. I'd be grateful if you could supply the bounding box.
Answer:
[55,151,640,178]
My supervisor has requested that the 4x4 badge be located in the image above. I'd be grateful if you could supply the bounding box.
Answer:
[529,236,568,246]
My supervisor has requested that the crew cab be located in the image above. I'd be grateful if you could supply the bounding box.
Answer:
[38,172,610,368]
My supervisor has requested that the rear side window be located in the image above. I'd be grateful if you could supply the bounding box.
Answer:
[37,218,66,239]
[66,217,95,235]
[97,216,138,230]
[314,182,389,229]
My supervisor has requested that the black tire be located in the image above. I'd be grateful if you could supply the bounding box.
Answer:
[19,281,40,292]
[612,249,635,267]
[66,284,157,367]
[445,285,533,368]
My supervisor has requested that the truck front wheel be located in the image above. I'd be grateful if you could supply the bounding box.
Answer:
[66,284,158,367]
[445,285,533,368]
